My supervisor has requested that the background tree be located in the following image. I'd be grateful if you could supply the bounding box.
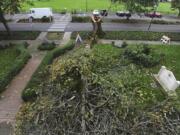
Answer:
[0,0,33,35]
[171,0,180,16]
[113,0,158,13]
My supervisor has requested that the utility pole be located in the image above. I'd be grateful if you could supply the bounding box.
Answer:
[85,0,88,12]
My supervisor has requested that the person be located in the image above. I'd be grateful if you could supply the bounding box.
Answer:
[91,15,102,33]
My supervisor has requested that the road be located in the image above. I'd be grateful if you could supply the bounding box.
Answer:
[65,23,180,32]
[0,22,180,32]
[1,13,180,32]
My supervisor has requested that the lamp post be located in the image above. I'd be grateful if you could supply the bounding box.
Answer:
[148,4,157,31]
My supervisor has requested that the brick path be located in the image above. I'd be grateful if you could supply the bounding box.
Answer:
[0,32,71,135]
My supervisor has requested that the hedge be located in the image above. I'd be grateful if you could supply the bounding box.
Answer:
[22,41,75,102]
[0,31,40,40]
[71,31,180,41]
[0,44,31,93]
[71,16,90,23]
[111,19,180,25]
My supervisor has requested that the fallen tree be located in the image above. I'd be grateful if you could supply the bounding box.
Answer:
[16,46,180,135]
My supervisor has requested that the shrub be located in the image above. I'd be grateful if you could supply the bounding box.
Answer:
[22,41,75,102]
[0,45,31,93]
[123,45,163,68]
[38,41,56,51]
[71,9,77,14]
[71,16,90,22]
[121,40,128,48]
[22,41,30,48]
[60,9,67,14]
[41,16,51,22]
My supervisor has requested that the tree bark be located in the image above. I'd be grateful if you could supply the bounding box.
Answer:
[0,8,11,36]
[178,8,180,17]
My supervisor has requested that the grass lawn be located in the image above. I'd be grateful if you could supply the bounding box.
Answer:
[157,2,178,15]
[0,31,40,40]
[0,46,19,77]
[22,0,114,12]
[151,45,180,80]
[46,32,64,40]
[22,0,177,15]
[0,45,31,92]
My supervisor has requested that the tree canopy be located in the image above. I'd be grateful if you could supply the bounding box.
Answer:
[112,0,158,12]
[172,0,180,16]
[0,0,32,35]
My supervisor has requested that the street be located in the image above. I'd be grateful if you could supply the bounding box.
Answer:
[0,13,180,32]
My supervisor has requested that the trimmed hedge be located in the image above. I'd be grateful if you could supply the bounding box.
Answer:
[71,31,180,41]
[111,19,180,25]
[71,16,90,22]
[0,31,40,40]
[0,44,31,93]
[22,41,75,102]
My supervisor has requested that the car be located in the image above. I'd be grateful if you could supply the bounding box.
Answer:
[28,8,53,21]
[116,11,125,17]
[93,10,100,16]
[116,11,131,18]
[100,10,108,16]
[144,12,162,18]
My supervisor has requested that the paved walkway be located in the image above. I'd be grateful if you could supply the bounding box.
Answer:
[61,32,72,45]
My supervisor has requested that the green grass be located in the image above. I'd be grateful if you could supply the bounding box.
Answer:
[157,2,178,15]
[151,45,180,80]
[0,45,31,92]
[0,47,19,76]
[46,32,64,40]
[22,0,177,14]
[22,0,114,12]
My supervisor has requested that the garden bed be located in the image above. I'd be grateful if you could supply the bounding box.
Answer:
[0,31,40,40]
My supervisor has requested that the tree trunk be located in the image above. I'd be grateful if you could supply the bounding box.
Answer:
[178,8,180,17]
[0,8,11,36]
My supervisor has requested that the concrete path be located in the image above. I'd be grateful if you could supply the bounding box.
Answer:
[61,32,72,45]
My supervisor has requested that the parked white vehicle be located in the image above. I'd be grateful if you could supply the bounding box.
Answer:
[28,8,53,20]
